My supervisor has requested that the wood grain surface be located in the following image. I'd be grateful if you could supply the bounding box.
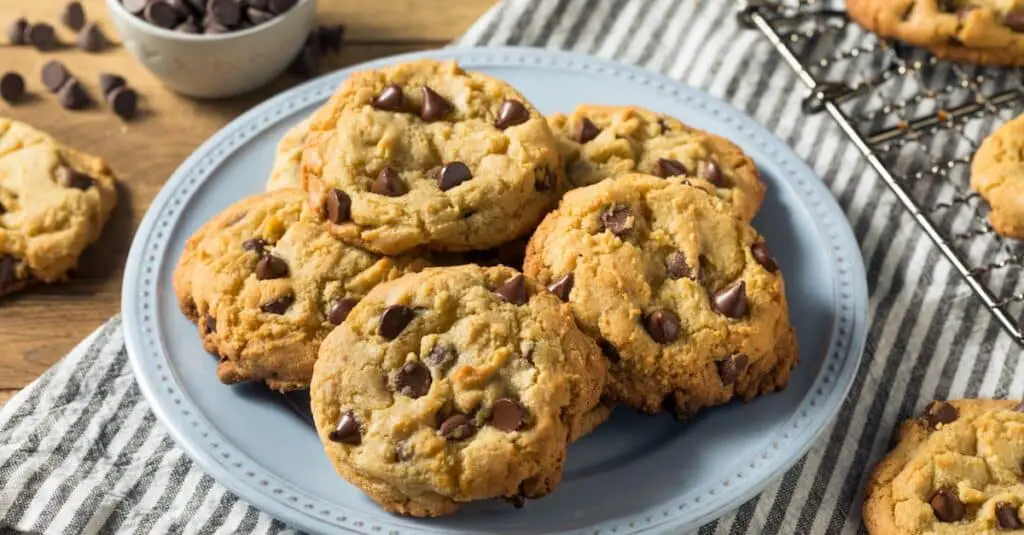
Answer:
[0,0,494,404]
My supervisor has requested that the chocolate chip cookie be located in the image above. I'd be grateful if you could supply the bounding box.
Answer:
[524,173,797,418]
[0,117,117,296]
[847,0,1024,66]
[266,118,308,191]
[547,105,765,222]
[971,113,1024,239]
[310,265,605,516]
[864,399,1024,534]
[300,59,562,255]
[173,188,429,392]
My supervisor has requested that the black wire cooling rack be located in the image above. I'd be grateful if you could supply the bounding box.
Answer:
[739,0,1024,345]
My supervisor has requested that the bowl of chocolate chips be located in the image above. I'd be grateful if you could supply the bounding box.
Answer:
[106,0,316,98]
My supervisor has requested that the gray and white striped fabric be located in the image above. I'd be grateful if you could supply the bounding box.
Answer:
[1,1,1018,533]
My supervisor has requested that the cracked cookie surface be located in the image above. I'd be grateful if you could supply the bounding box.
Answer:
[173,188,429,392]
[301,59,562,255]
[524,173,796,417]
[547,105,764,222]
[864,399,1024,534]
[310,265,605,517]
[971,113,1024,239]
[0,117,117,296]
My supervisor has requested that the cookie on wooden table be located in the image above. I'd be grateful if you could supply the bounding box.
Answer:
[300,59,562,255]
[0,117,117,296]
[524,173,797,418]
[547,105,765,222]
[864,399,1024,534]
[173,188,429,392]
[846,0,1024,66]
[971,113,1024,239]
[266,119,308,191]
[310,265,605,517]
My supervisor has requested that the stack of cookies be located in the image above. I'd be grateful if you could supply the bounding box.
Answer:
[173,59,798,516]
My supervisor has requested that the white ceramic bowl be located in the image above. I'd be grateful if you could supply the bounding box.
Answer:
[105,0,317,99]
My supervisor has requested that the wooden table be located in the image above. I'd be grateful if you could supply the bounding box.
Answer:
[0,0,494,404]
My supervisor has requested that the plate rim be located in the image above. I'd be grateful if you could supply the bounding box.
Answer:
[122,45,869,535]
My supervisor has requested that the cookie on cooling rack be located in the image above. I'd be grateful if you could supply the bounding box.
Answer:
[864,399,1024,534]
[971,113,1024,240]
[266,119,309,191]
[846,0,1024,66]
[310,265,605,516]
[547,105,765,222]
[523,173,797,418]
[0,117,118,297]
[173,188,429,392]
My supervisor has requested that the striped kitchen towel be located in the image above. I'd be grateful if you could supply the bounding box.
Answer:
[2,1,1020,533]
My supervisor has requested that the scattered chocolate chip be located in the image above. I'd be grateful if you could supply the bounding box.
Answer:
[930,489,965,523]
[57,166,95,190]
[108,87,138,120]
[204,314,216,333]
[644,309,680,344]
[316,24,344,53]
[61,1,87,31]
[666,251,696,280]
[597,338,620,364]
[712,281,748,318]
[1006,10,1024,32]
[0,72,25,104]
[575,117,600,143]
[751,242,778,272]
[379,305,415,340]
[0,254,20,291]
[653,158,687,178]
[922,401,959,429]
[372,84,404,111]
[438,162,472,191]
[324,189,351,223]
[997,502,1023,529]
[370,167,406,196]
[495,275,528,305]
[58,79,89,110]
[495,99,529,129]
[491,398,525,431]
[255,254,288,280]
[438,414,476,440]
[145,0,181,28]
[246,7,275,25]
[702,159,727,187]
[420,86,450,122]
[260,293,294,314]
[241,237,266,253]
[547,273,573,301]
[329,410,361,445]
[41,61,70,93]
[328,298,359,325]
[600,204,633,236]
[287,44,317,77]
[268,0,297,14]
[425,344,454,369]
[7,18,27,45]
[77,22,106,52]
[27,23,57,50]
[717,353,749,385]
[207,0,240,26]
[394,362,431,398]
[122,0,148,15]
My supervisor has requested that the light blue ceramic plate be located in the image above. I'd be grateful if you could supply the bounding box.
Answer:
[122,46,868,535]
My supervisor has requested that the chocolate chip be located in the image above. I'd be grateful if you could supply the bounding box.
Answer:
[653,158,688,178]
[600,204,633,236]
[371,84,404,111]
[77,22,106,52]
[702,159,727,187]
[394,362,431,398]
[122,0,148,15]
[930,489,965,523]
[575,117,600,143]
[145,0,181,28]
[0,72,25,104]
[420,86,451,122]
[495,100,529,129]
[241,238,266,253]
[717,353,749,385]
[547,273,573,301]
[57,167,95,190]
[997,502,1023,529]
[62,1,87,30]
[438,162,472,191]
[922,401,959,429]
[379,305,415,340]
[597,339,620,364]
[58,79,90,110]
[27,23,56,50]
[204,314,216,333]
[175,18,200,33]
[644,309,680,344]
[507,494,526,509]
[370,167,406,196]
[394,441,413,462]
[425,344,454,370]
[0,254,20,291]
[41,61,70,93]
[750,242,779,272]
[1006,10,1024,32]
[255,254,288,280]
[260,293,294,314]
[171,0,204,16]
[0,201,6,214]
[491,398,525,431]
[666,251,698,280]
[108,87,138,120]
[287,44,317,77]
[658,117,670,134]
[207,0,240,26]
[328,298,358,325]
[315,24,344,53]
[438,414,476,440]
[246,7,274,25]
[324,189,351,223]
[329,410,361,445]
[7,18,27,45]
[268,0,297,14]
[495,275,528,305]
[712,281,748,318]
